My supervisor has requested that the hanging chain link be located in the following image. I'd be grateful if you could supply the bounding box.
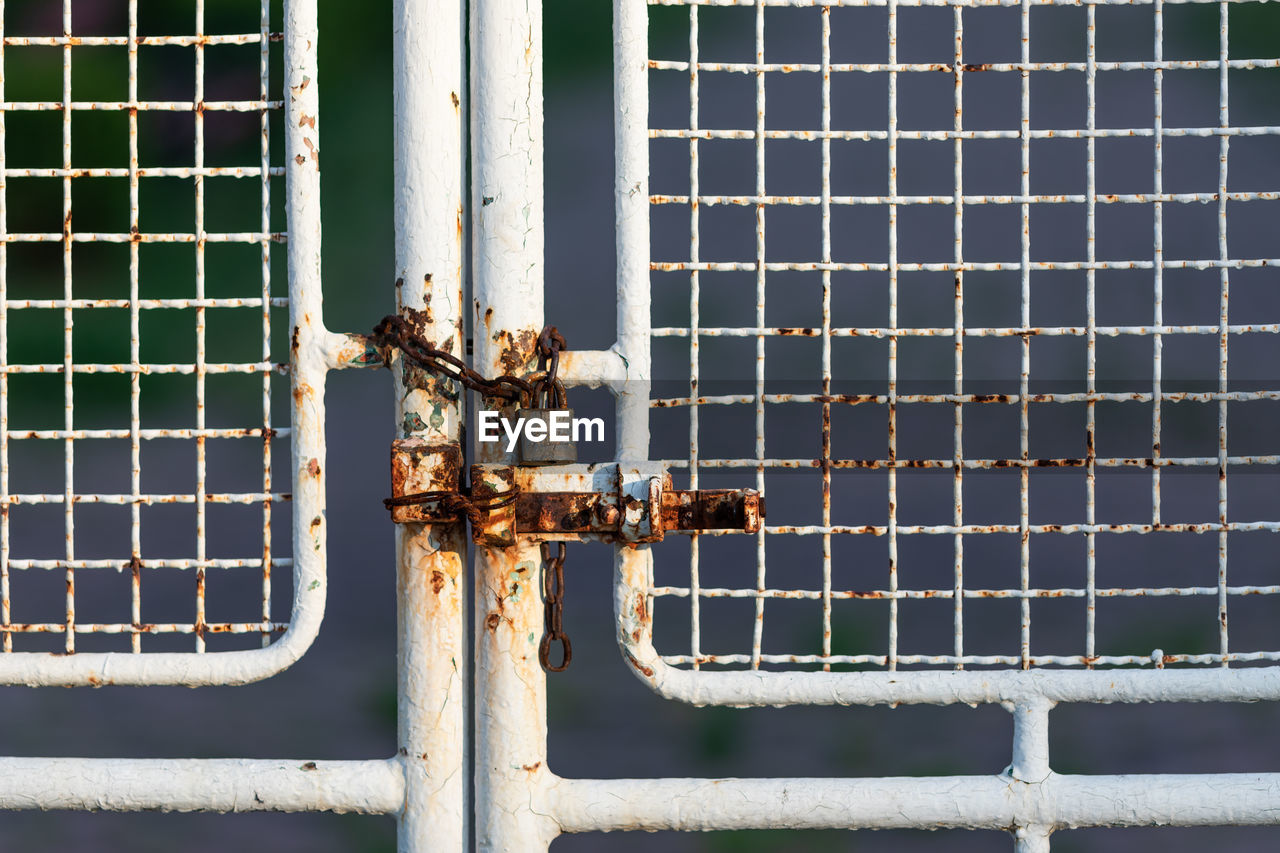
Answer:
[539,542,570,672]
[534,329,571,671]
[375,315,574,673]
[531,325,567,409]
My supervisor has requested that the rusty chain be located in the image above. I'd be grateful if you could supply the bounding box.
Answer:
[376,315,574,673]
[530,325,567,409]
[539,542,571,672]
[382,487,519,527]
[534,329,571,671]
[372,314,535,403]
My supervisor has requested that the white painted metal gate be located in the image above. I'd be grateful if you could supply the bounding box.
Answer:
[2,0,1280,850]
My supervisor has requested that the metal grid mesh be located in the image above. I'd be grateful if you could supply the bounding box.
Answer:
[647,0,1280,670]
[0,1,291,653]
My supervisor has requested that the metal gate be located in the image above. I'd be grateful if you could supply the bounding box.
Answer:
[3,0,1280,850]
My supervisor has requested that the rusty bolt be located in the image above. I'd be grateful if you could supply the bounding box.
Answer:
[596,502,620,526]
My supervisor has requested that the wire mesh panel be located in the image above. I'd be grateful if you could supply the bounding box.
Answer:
[0,0,329,685]
[638,0,1280,686]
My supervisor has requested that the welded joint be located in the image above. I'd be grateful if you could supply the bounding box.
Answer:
[1005,698,1054,784]
[325,331,388,370]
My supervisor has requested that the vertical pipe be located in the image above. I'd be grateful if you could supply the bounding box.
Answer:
[283,0,329,710]
[614,0,651,463]
[471,0,556,850]
[61,0,74,655]
[0,0,8,653]
[474,538,556,852]
[1013,826,1053,853]
[1009,700,1053,850]
[393,0,468,850]
[194,0,208,653]
[1009,699,1051,784]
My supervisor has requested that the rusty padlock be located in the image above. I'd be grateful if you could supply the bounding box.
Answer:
[517,372,576,464]
[516,407,578,465]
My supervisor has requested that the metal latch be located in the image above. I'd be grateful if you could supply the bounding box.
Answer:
[386,441,764,545]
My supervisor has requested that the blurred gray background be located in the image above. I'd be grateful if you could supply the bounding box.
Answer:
[3,0,1280,851]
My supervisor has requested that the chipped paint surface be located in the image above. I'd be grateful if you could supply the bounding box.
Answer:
[392,0,470,849]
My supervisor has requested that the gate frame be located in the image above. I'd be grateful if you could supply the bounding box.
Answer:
[1,2,1279,853]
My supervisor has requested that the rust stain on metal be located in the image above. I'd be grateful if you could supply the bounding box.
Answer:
[470,465,518,545]
[403,304,435,336]
[430,571,446,595]
[494,329,538,375]
[485,612,502,633]
[388,441,463,524]
[633,595,649,643]
[659,489,764,534]
[623,647,654,678]
[307,458,321,478]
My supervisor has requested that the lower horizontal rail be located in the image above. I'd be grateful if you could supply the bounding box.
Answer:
[550,772,1280,833]
[0,758,404,814]
[6,761,1277,833]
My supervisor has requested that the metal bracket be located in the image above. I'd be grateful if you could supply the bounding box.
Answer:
[386,450,764,546]
[388,439,463,524]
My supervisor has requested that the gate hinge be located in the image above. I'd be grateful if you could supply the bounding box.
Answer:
[387,441,764,546]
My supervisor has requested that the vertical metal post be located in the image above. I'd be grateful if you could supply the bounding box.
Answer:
[1009,700,1053,852]
[471,0,557,848]
[393,0,468,850]
[613,0,651,462]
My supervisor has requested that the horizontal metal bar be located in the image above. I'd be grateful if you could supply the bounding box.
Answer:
[658,651,1280,667]
[652,191,1279,206]
[635,661,1280,705]
[651,259,1280,272]
[550,773,1280,833]
[658,457,1280,472]
[650,58,1280,74]
[651,125,1280,141]
[557,348,635,388]
[0,621,287,635]
[7,492,290,505]
[6,428,290,441]
[650,0,1268,7]
[0,758,401,814]
[651,584,1280,601]
[651,392,1280,406]
[3,34,281,47]
[1,100,283,112]
[1,363,286,375]
[6,559,291,570]
[7,168,285,179]
[5,299,289,310]
[651,324,1280,338]
[5,232,285,244]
